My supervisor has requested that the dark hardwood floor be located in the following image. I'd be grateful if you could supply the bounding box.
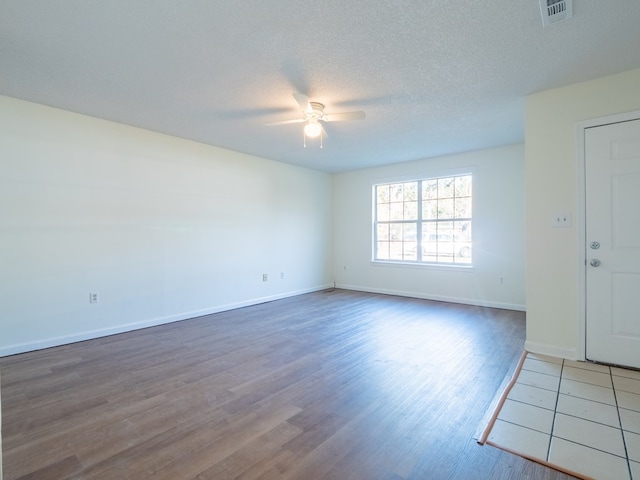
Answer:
[1,289,577,479]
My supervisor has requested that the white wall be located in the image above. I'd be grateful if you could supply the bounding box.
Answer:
[525,68,640,359]
[0,95,333,356]
[333,144,526,310]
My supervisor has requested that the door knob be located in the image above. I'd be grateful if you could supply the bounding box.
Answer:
[590,259,601,267]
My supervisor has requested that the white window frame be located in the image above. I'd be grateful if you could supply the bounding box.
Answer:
[372,173,473,267]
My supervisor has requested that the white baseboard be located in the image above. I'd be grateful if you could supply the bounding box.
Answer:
[0,284,333,357]
[335,283,526,312]
[524,340,579,361]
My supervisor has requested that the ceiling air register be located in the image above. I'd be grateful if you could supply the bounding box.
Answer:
[540,0,573,26]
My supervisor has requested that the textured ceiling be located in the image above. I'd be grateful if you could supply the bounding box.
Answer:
[1,1,640,172]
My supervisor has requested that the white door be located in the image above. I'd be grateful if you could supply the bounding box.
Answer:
[585,118,640,369]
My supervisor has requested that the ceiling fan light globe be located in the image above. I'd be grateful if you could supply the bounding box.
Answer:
[304,121,322,138]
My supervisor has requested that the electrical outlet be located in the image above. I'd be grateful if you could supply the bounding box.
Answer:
[280,272,285,280]
[499,277,504,285]
[262,273,268,282]
[90,292,99,303]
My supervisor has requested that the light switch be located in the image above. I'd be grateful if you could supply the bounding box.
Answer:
[552,213,571,227]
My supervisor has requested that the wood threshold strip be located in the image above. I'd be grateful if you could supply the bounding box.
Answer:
[477,349,528,445]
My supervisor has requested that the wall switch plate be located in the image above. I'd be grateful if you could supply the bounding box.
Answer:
[552,212,572,227]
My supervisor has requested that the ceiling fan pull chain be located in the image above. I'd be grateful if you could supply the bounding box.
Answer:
[320,130,323,149]
[303,130,307,148]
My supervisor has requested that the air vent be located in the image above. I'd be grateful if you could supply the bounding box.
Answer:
[540,0,573,27]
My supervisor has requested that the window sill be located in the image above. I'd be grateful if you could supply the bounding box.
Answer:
[370,260,474,272]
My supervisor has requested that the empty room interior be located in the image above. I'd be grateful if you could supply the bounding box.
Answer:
[2,1,640,479]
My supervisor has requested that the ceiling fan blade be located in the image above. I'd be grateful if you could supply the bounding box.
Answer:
[323,111,366,122]
[293,92,313,113]
[265,118,305,126]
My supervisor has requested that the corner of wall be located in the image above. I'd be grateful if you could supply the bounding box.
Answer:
[524,340,578,361]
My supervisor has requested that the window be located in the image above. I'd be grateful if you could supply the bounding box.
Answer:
[374,174,472,265]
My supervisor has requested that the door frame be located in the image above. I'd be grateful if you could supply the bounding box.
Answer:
[576,109,640,362]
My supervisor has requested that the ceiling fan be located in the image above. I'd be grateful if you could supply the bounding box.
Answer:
[266,93,365,146]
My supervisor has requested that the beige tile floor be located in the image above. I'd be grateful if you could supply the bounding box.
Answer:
[488,353,640,480]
